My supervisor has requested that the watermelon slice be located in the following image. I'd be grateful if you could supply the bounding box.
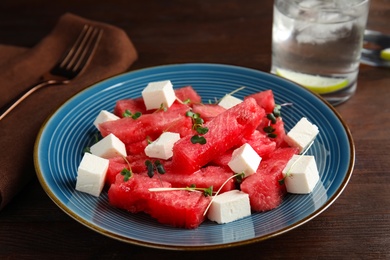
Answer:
[239,130,277,159]
[146,164,235,193]
[191,103,226,122]
[108,173,210,229]
[174,86,202,104]
[147,190,211,229]
[258,117,288,148]
[171,97,265,174]
[245,89,275,114]
[210,130,276,167]
[114,97,148,118]
[108,174,172,214]
[99,103,193,145]
[240,147,299,212]
[114,86,202,118]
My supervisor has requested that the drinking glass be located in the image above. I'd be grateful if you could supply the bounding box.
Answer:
[271,0,370,105]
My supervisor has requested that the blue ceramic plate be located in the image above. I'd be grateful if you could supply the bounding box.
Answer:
[34,63,354,250]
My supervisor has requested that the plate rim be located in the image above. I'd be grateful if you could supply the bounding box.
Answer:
[33,62,355,250]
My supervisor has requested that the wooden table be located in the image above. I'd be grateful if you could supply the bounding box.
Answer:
[1,0,389,259]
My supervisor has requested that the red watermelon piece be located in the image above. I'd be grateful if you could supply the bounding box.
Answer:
[239,130,277,159]
[108,174,172,214]
[106,153,163,185]
[210,149,233,168]
[114,97,147,118]
[147,190,211,229]
[174,86,202,104]
[99,103,193,145]
[191,103,226,122]
[171,97,265,174]
[148,164,235,193]
[240,147,299,212]
[106,158,128,186]
[113,86,201,118]
[258,117,288,148]
[125,139,149,155]
[245,90,275,114]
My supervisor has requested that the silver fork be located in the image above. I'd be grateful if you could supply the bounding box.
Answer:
[0,24,103,121]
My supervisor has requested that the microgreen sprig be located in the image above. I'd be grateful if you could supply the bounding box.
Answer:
[186,110,209,145]
[263,103,293,138]
[83,133,101,154]
[123,109,142,119]
[202,172,246,216]
[120,156,134,182]
[120,168,133,182]
[190,135,207,145]
[145,159,166,186]
[148,184,213,197]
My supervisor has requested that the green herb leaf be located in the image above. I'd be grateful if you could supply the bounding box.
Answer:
[263,125,275,133]
[83,133,101,155]
[154,160,166,174]
[273,104,282,118]
[83,147,91,154]
[203,186,213,197]
[267,133,277,138]
[191,135,207,144]
[196,126,209,134]
[123,109,142,119]
[266,113,277,124]
[234,172,246,184]
[120,168,133,182]
[185,111,195,117]
[159,103,167,112]
[132,111,142,119]
[123,109,132,118]
[194,117,204,125]
[145,160,154,178]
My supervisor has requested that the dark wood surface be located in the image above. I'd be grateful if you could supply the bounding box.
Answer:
[1,0,389,259]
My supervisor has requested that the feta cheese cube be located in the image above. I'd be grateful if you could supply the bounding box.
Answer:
[207,190,251,224]
[141,80,176,110]
[75,153,109,197]
[284,117,319,153]
[90,133,126,159]
[282,154,319,194]
[144,132,181,160]
[93,110,120,129]
[228,143,261,177]
[218,94,243,109]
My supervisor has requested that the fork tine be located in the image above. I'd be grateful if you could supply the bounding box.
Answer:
[58,24,90,69]
[71,26,102,72]
[52,25,103,78]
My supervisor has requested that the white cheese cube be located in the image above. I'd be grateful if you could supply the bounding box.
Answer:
[144,132,181,160]
[228,143,261,177]
[207,190,251,224]
[75,153,109,197]
[218,94,243,109]
[93,110,120,129]
[90,133,126,159]
[284,117,319,153]
[141,80,176,110]
[282,154,319,194]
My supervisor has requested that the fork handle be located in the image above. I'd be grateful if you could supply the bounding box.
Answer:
[0,80,66,121]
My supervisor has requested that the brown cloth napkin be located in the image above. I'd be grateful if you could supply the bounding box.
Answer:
[0,13,138,210]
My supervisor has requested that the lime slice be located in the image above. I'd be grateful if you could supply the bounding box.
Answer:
[380,48,390,61]
[276,69,349,94]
